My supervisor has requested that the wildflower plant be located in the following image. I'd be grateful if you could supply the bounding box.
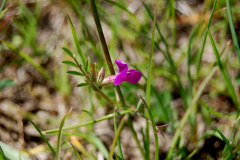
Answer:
[1,0,240,160]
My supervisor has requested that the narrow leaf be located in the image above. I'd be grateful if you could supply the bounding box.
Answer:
[62,61,78,68]
[0,0,7,14]
[114,111,124,160]
[226,0,240,63]
[213,126,233,160]
[145,7,157,160]
[70,141,83,160]
[56,107,73,160]
[0,142,31,160]
[139,95,159,160]
[77,83,88,87]
[67,15,85,66]
[0,79,15,90]
[195,0,217,77]
[62,47,73,58]
[67,71,83,76]
[0,145,7,160]
[206,26,238,108]
[25,116,56,155]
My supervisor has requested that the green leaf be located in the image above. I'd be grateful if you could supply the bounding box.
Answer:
[206,26,238,108]
[213,126,233,160]
[70,142,83,160]
[226,0,240,64]
[0,145,7,160]
[0,79,15,90]
[25,116,56,155]
[62,61,78,68]
[77,83,88,87]
[0,0,7,16]
[62,47,74,58]
[67,15,85,66]
[0,142,31,160]
[56,108,72,160]
[66,71,83,76]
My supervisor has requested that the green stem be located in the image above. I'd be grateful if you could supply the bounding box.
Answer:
[145,7,158,160]
[0,0,7,14]
[99,90,119,105]
[114,112,124,160]
[127,116,146,159]
[195,0,217,80]
[226,0,240,64]
[43,109,133,134]
[90,0,126,107]
[108,116,126,160]
[140,96,159,160]
[170,0,177,47]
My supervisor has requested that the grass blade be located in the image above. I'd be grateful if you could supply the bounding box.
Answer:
[206,26,238,108]
[166,51,226,159]
[127,117,145,159]
[213,126,233,160]
[187,24,199,97]
[140,96,159,160]
[195,0,217,78]
[70,142,83,160]
[0,142,31,160]
[66,71,84,76]
[200,101,237,117]
[56,107,73,160]
[108,116,126,160]
[25,116,56,155]
[0,0,7,14]
[66,15,85,67]
[143,2,188,107]
[226,0,240,63]
[114,111,124,160]
[0,145,7,160]
[2,41,51,80]
[104,0,140,30]
[70,136,92,159]
[0,79,15,90]
[145,7,157,160]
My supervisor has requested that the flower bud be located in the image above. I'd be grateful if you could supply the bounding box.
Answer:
[101,75,117,86]
[97,67,105,85]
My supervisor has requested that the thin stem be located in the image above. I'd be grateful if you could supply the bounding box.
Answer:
[145,7,157,160]
[99,90,119,105]
[140,96,159,160]
[114,111,124,160]
[43,109,133,134]
[90,0,126,107]
[0,0,7,14]
[108,116,126,160]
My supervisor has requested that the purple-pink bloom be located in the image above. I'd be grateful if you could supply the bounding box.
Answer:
[114,60,141,86]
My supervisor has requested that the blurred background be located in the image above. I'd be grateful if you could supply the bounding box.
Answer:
[0,0,240,159]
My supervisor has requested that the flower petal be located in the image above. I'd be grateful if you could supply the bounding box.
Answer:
[115,60,128,72]
[124,69,141,84]
[114,66,128,86]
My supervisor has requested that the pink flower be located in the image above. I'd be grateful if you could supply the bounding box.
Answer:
[102,60,141,86]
